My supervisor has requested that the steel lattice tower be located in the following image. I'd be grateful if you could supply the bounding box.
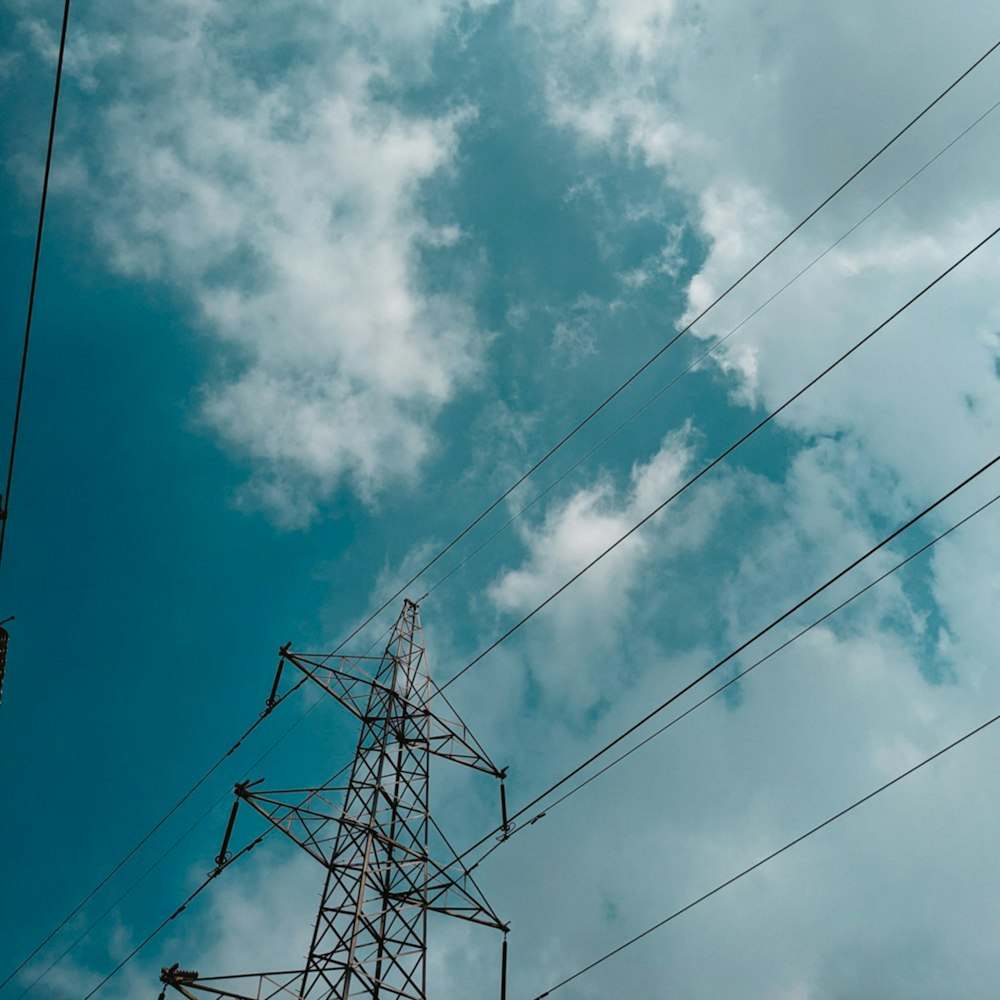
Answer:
[161,599,508,1000]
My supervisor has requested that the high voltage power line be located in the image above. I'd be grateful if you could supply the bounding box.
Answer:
[419,89,1000,608]
[446,449,1000,869]
[422,90,1000,600]
[436,222,1000,693]
[530,705,1000,997]
[5,32,1000,997]
[29,445,1000,998]
[312,33,1000,665]
[7,621,396,997]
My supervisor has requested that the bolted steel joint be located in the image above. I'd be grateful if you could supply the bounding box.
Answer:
[160,962,200,985]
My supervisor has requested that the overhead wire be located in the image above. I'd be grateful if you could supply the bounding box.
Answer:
[449,451,1000,868]
[420,90,1000,607]
[4,621,395,997]
[73,749,362,1000]
[56,470,1000,999]
[0,687,298,992]
[530,706,1000,997]
[461,488,1000,875]
[8,33,999,995]
[0,0,72,571]
[77,828,274,1000]
[300,35,1000,663]
[15,723,355,1000]
[437,222,1000,694]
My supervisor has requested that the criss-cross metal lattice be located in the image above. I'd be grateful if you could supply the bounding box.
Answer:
[161,600,507,1000]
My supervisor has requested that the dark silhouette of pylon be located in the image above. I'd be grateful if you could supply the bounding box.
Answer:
[160,599,509,1000]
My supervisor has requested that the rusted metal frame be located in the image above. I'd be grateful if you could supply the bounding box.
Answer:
[177,977,298,1000]
[180,601,505,1000]
[354,925,425,998]
[335,959,423,1000]
[161,977,263,1000]
[289,651,384,664]
[281,655,372,721]
[419,646,431,1000]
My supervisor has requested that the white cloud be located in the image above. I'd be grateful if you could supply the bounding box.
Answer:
[20,0,490,525]
[521,0,1000,503]
[11,5,1000,998]
[487,426,712,714]
[453,392,1000,997]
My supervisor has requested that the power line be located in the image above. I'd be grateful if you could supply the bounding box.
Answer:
[299,34,1000,667]
[530,707,1000,997]
[15,733,354,1000]
[6,620,397,997]
[78,828,273,1000]
[0,0,72,571]
[8,35,997,990]
[421,90,1000,608]
[461,489,1000,875]
[449,452,1000,867]
[0,676,303,991]
[49,475,1000,999]
[38,210,994,987]
[438,222,1000,694]
[3,619,398,996]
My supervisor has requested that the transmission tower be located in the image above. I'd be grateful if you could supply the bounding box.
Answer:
[160,599,509,1000]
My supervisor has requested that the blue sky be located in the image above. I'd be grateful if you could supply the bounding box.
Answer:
[2,1,1000,997]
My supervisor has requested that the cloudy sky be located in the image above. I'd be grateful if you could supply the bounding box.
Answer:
[2,1,1000,997]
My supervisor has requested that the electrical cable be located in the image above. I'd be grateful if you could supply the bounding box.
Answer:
[74,754,362,1000]
[449,452,1000,867]
[8,35,998,990]
[77,830,273,1000]
[5,621,395,996]
[15,733,355,1000]
[421,90,1000,607]
[530,706,1000,997]
[438,222,1000,694]
[63,474,1000,999]
[0,678,305,991]
[304,35,1000,665]
[51,207,988,983]
[461,489,1000,875]
[0,0,72,571]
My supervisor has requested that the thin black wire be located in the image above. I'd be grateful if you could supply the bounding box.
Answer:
[438,222,1000,695]
[0,0,72,571]
[450,452,1000,867]
[531,708,1000,997]
[422,91,1000,606]
[74,750,364,1000]
[8,33,998,991]
[77,831,272,1000]
[17,797,231,999]
[463,490,1000,875]
[65,480,1000,1000]
[14,721,355,1000]
[0,679,303,991]
[7,622,395,996]
[309,35,1000,664]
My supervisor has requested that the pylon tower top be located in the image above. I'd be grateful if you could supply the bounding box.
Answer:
[160,600,508,1000]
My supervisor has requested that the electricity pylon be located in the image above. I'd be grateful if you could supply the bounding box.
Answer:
[160,599,509,1000]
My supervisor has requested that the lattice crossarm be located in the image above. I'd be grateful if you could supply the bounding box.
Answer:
[278,649,380,719]
[160,967,305,1000]
[237,788,341,868]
